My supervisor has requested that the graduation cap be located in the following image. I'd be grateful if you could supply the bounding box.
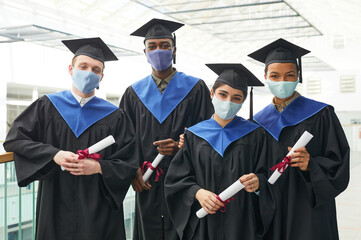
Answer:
[131,18,184,64]
[131,18,184,44]
[206,63,264,120]
[248,38,310,82]
[62,37,118,63]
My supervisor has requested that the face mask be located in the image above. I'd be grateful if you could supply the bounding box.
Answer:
[212,95,243,120]
[146,49,173,71]
[71,67,101,94]
[266,79,299,99]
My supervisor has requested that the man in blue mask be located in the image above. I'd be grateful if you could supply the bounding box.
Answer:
[4,37,138,240]
[248,38,350,240]
[120,18,214,240]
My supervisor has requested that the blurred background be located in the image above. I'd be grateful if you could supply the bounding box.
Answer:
[0,0,360,239]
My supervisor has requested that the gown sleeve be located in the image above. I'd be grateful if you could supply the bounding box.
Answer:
[98,109,138,209]
[303,106,350,208]
[119,87,144,167]
[251,129,276,237]
[164,132,201,239]
[119,87,136,123]
[3,97,59,187]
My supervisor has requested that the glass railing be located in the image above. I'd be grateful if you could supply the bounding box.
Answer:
[0,151,135,240]
[0,152,36,240]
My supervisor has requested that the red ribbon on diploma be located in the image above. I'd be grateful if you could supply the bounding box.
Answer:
[76,149,102,161]
[270,156,291,173]
[216,195,236,212]
[141,161,163,182]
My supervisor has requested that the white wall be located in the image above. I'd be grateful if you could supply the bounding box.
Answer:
[3,41,361,120]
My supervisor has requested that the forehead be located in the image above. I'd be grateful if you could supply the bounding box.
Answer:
[216,84,244,96]
[267,62,297,72]
[145,38,173,45]
[74,55,104,68]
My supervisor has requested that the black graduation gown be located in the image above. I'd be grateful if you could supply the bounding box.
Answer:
[253,97,350,240]
[164,117,275,240]
[119,72,214,240]
[4,93,138,240]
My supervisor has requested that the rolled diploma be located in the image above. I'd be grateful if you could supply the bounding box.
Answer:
[142,154,165,182]
[61,135,115,171]
[196,179,245,218]
[268,131,313,184]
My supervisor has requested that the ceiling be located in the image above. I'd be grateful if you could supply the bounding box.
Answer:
[136,0,322,42]
[0,0,360,71]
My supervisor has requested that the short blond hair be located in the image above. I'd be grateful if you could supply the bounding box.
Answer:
[72,56,105,73]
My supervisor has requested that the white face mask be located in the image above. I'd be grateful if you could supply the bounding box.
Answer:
[266,79,299,99]
[212,95,243,120]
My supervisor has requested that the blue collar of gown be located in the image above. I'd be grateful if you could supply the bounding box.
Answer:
[46,90,118,138]
[253,96,328,141]
[131,72,199,123]
[188,116,260,157]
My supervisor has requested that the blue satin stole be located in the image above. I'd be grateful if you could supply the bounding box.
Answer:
[188,116,260,157]
[131,72,199,123]
[253,96,328,141]
[47,90,118,138]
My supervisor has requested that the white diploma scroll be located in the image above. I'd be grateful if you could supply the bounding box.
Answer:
[142,154,165,182]
[61,135,115,171]
[268,131,313,184]
[196,179,245,218]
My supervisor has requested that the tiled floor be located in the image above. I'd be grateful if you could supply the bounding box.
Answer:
[337,151,361,240]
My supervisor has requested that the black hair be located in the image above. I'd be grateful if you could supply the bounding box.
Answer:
[212,81,247,101]
[264,63,299,76]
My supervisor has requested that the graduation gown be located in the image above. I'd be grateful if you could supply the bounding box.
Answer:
[119,72,214,240]
[164,116,275,240]
[4,90,138,240]
[253,96,350,240]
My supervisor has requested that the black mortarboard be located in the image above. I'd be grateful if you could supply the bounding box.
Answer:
[206,63,264,120]
[248,38,310,82]
[131,18,184,64]
[62,37,118,63]
[130,18,184,45]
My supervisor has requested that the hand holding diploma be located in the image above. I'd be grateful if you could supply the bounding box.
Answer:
[288,146,310,171]
[60,135,115,172]
[268,131,313,184]
[195,189,224,215]
[54,150,78,169]
[196,179,245,218]
[142,154,165,182]
[240,173,259,193]
[132,168,152,192]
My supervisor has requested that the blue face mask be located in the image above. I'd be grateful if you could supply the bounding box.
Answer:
[212,95,243,120]
[266,79,299,99]
[146,49,173,71]
[71,67,101,94]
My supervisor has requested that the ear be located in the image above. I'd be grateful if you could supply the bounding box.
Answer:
[210,88,214,99]
[68,65,73,76]
[100,74,104,82]
[143,49,146,55]
[264,73,267,80]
